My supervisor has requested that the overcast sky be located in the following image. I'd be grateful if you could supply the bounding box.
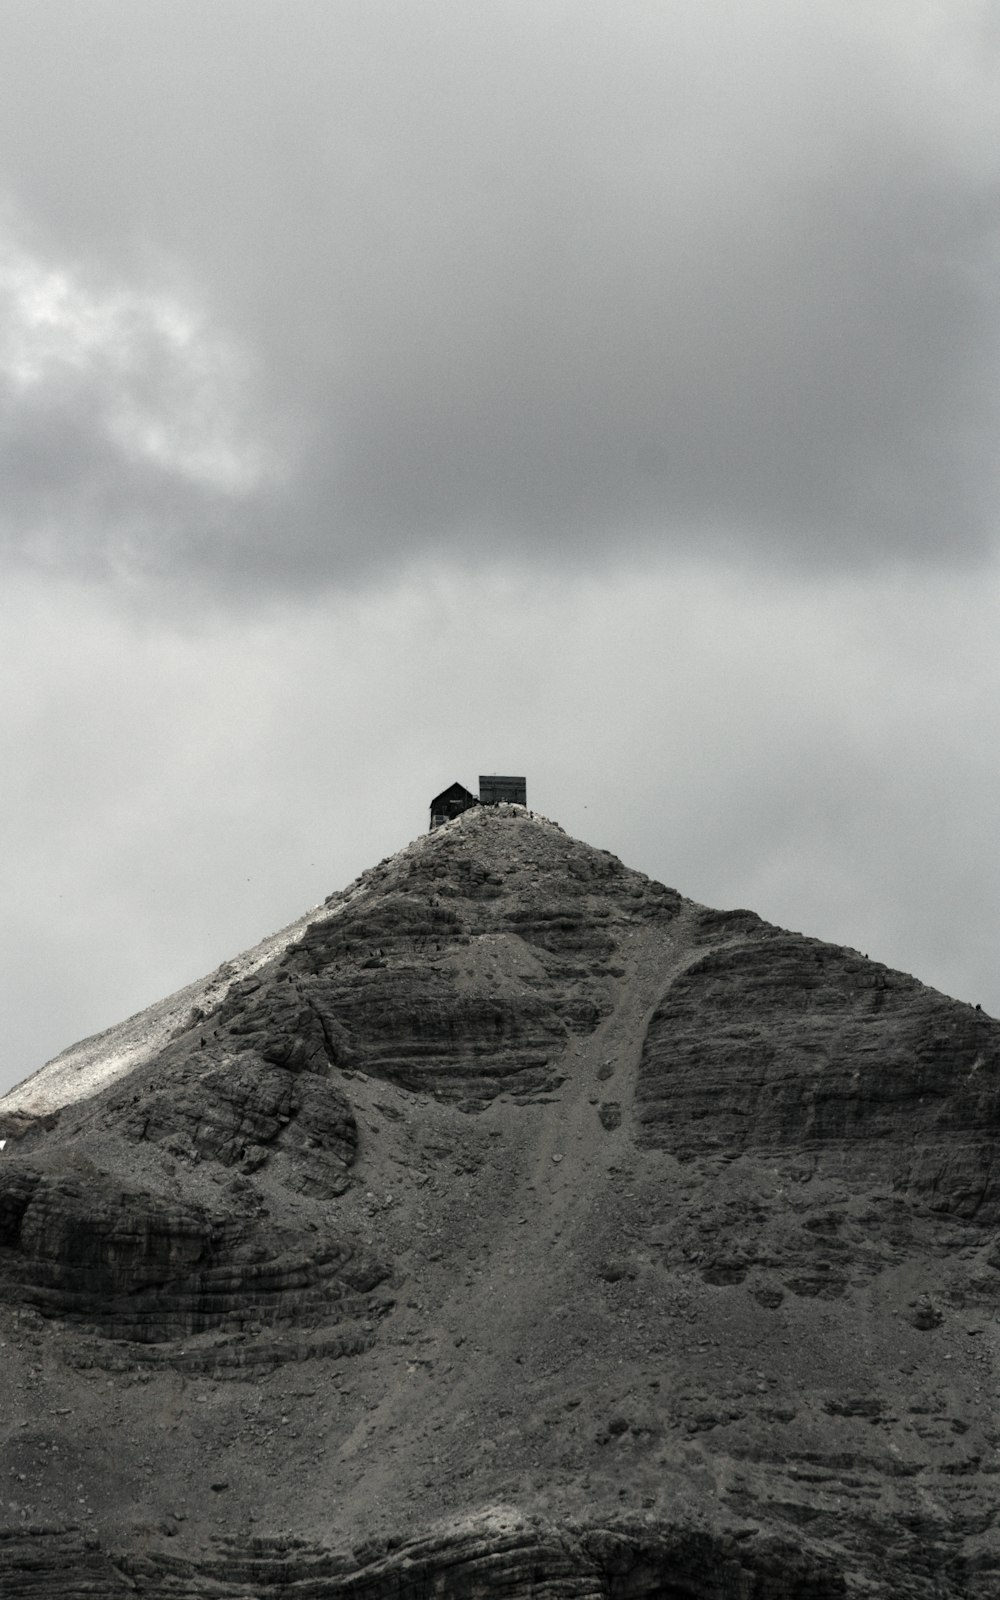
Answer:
[3,1,999,1097]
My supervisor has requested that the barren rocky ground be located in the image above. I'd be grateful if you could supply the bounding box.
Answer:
[1,805,998,1597]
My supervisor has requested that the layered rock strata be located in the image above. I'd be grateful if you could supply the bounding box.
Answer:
[1,805,997,1598]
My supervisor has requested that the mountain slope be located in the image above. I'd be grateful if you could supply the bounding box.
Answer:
[1,806,998,1598]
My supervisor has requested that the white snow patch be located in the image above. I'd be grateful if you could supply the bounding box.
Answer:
[0,809,565,1119]
[0,874,373,1118]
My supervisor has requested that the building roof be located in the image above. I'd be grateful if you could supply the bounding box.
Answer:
[429,781,477,811]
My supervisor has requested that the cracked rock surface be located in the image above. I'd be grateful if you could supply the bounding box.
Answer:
[1,806,998,1597]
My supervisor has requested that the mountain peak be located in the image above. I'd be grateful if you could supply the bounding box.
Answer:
[1,814,999,1596]
[0,805,669,1120]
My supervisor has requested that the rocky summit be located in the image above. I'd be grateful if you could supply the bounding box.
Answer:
[1,805,998,1599]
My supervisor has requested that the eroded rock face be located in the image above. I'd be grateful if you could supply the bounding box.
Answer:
[0,1512,849,1599]
[0,807,997,1599]
[275,825,675,1106]
[637,928,1000,1219]
[0,1158,387,1358]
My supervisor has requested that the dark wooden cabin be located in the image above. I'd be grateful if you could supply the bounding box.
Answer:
[478,775,527,807]
[429,781,479,830]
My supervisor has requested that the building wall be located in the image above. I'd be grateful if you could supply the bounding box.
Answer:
[479,776,526,806]
[429,785,479,830]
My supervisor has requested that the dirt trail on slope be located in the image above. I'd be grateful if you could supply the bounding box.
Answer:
[315,909,714,1537]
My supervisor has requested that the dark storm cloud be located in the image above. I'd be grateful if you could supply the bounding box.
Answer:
[1,0,999,586]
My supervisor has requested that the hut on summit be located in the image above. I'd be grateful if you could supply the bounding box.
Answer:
[429,781,479,830]
[479,775,527,807]
[429,775,528,830]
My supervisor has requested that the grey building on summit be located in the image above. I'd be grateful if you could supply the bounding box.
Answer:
[478,775,527,807]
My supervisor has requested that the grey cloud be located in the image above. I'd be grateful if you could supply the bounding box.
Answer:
[1,1,999,590]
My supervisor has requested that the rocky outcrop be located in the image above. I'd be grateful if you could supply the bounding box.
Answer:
[121,1044,359,1196]
[637,928,1000,1218]
[0,1157,388,1357]
[270,820,678,1106]
[0,1511,853,1600]
[1,806,998,1598]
